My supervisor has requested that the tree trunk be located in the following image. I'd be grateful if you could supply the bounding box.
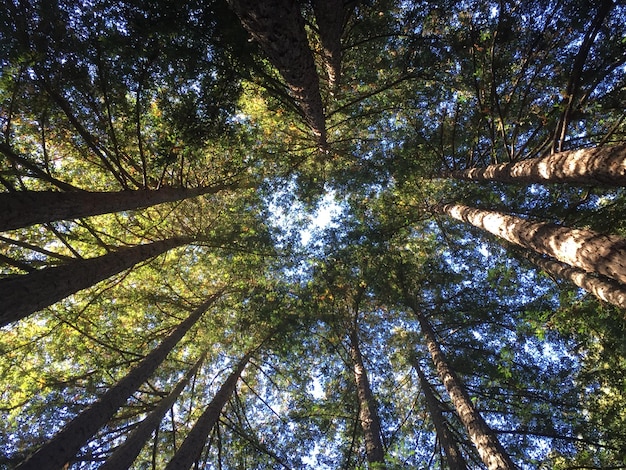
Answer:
[312,0,353,91]
[16,293,222,470]
[0,184,235,232]
[99,353,207,470]
[408,303,517,470]
[0,236,191,326]
[227,0,327,147]
[412,358,469,470]
[446,145,626,186]
[437,203,626,285]
[348,323,386,467]
[523,251,626,309]
[164,352,252,470]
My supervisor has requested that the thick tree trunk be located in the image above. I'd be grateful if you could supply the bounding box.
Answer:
[524,251,626,309]
[227,0,327,147]
[99,353,207,470]
[438,203,626,285]
[16,294,222,470]
[409,304,517,470]
[412,359,468,470]
[446,145,626,186]
[164,352,252,470]
[0,184,233,232]
[0,236,191,326]
[349,323,386,466]
[312,0,353,91]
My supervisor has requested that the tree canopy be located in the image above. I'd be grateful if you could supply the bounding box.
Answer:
[1,0,626,468]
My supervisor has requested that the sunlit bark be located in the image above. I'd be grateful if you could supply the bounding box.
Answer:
[438,203,626,285]
[447,145,626,186]
[0,185,235,232]
[0,237,191,326]
[99,353,207,470]
[227,0,327,146]
[524,251,626,310]
[164,352,252,470]
[449,145,626,186]
[349,323,386,466]
[413,359,469,470]
[16,294,222,470]
[407,301,517,470]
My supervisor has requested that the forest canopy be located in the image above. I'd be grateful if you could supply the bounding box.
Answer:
[1,0,626,469]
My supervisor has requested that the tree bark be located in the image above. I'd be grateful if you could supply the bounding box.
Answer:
[438,203,626,285]
[523,251,626,310]
[227,0,327,147]
[412,359,469,470]
[0,184,235,232]
[0,236,191,326]
[446,145,626,186]
[348,323,386,467]
[99,353,207,470]
[408,302,517,470]
[164,352,252,470]
[16,294,222,470]
[312,0,353,91]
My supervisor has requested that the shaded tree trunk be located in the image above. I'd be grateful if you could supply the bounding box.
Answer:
[407,300,517,470]
[446,144,626,186]
[524,251,626,309]
[99,353,208,470]
[312,0,354,91]
[437,203,626,285]
[16,293,222,470]
[348,322,386,467]
[164,352,252,470]
[0,184,236,232]
[227,0,327,147]
[412,358,469,470]
[0,236,192,326]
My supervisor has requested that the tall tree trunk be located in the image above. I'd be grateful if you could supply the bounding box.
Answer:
[0,236,191,326]
[437,203,626,285]
[16,293,222,470]
[407,301,517,470]
[164,352,252,470]
[446,144,626,186]
[523,251,626,309]
[99,353,208,470]
[227,0,327,147]
[0,184,236,232]
[348,322,386,467]
[411,358,469,470]
[312,0,354,91]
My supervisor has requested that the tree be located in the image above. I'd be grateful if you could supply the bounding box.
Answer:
[412,358,469,470]
[445,144,626,186]
[0,236,192,326]
[15,292,223,470]
[164,351,253,470]
[436,203,626,286]
[405,297,518,470]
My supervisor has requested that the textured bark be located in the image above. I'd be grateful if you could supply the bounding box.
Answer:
[227,0,327,146]
[0,237,191,326]
[349,324,386,466]
[16,294,221,470]
[410,307,517,470]
[164,352,252,470]
[412,359,468,470]
[524,251,626,309]
[312,0,354,90]
[438,203,626,285]
[447,145,626,186]
[0,185,233,232]
[99,353,207,470]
